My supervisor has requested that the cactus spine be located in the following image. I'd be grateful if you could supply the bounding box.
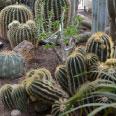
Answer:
[8,20,37,48]
[0,4,33,39]
[86,32,114,62]
[35,0,71,32]
[0,51,25,79]
[0,84,14,109]
[11,84,28,111]
[66,53,87,95]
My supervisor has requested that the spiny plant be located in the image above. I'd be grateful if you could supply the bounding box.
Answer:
[74,46,86,55]
[8,20,37,48]
[25,78,67,104]
[35,0,71,32]
[11,84,29,111]
[66,52,87,96]
[86,32,114,62]
[55,65,70,95]
[86,53,99,67]
[0,51,26,79]
[0,4,33,39]
[0,84,14,109]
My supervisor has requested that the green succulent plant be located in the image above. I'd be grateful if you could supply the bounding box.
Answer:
[0,4,33,39]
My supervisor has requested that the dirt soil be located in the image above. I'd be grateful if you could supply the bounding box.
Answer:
[0,40,61,116]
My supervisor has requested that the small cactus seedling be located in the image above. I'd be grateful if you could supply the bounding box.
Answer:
[0,84,14,109]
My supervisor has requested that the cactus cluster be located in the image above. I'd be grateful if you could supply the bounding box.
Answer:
[0,4,33,39]
[86,32,113,62]
[35,0,71,32]
[7,20,37,48]
[0,51,25,79]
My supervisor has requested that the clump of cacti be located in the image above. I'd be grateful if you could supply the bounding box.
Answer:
[66,52,87,95]
[0,51,26,79]
[11,84,28,111]
[86,32,114,62]
[8,20,37,48]
[35,0,71,32]
[0,4,33,39]
[0,84,14,109]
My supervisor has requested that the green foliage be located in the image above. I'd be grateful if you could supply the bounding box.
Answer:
[0,51,25,79]
[0,4,33,39]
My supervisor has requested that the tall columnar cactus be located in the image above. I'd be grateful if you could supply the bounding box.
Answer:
[0,51,25,79]
[0,4,33,39]
[35,0,71,32]
[0,84,14,109]
[8,20,37,48]
[25,79,67,104]
[86,32,114,62]
[66,52,87,95]
[55,65,70,95]
[11,84,28,111]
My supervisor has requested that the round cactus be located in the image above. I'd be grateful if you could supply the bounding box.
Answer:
[66,53,87,95]
[51,98,67,116]
[0,84,14,109]
[11,84,29,111]
[86,53,99,67]
[25,79,67,104]
[7,20,37,48]
[55,65,70,95]
[35,0,71,32]
[0,4,33,39]
[86,32,114,62]
[0,51,26,79]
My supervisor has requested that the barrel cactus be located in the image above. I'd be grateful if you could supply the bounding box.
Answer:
[8,20,37,48]
[86,32,114,62]
[0,4,33,39]
[11,84,29,111]
[74,46,86,55]
[25,79,67,104]
[0,84,14,109]
[35,0,71,32]
[66,53,87,95]
[55,65,70,95]
[86,53,99,67]
[51,98,67,116]
[0,51,25,79]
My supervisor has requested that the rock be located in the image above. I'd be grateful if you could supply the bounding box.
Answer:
[13,40,35,62]
[11,109,21,116]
